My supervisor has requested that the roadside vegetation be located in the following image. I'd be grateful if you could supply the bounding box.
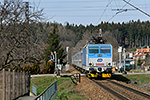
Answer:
[124,74,150,91]
[31,76,88,100]
[112,74,150,92]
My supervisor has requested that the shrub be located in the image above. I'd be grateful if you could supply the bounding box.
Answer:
[42,61,55,74]
[23,64,32,72]
[31,63,40,74]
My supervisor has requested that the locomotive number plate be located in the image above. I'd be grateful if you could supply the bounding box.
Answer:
[102,73,111,78]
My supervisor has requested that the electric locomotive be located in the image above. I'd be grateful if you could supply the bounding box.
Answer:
[72,29,112,78]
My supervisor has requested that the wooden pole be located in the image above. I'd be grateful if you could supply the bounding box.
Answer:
[16,71,19,97]
[12,70,15,99]
[23,71,25,95]
[2,69,6,100]
[19,71,21,96]
[20,71,22,95]
[25,72,27,93]
[8,69,11,100]
[28,72,31,95]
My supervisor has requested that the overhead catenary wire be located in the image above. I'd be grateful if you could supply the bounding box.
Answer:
[97,0,113,24]
[107,0,131,22]
[123,0,150,17]
[27,0,150,25]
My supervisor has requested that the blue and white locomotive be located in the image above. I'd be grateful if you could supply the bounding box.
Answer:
[72,29,112,78]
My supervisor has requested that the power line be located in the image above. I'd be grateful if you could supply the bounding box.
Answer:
[123,0,150,17]
[30,0,115,3]
[107,0,131,22]
[96,0,113,24]
[47,13,143,17]
[28,0,150,25]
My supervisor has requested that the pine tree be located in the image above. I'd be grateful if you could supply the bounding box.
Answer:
[44,26,66,73]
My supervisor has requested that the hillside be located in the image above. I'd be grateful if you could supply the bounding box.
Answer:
[28,20,150,63]
[1,19,150,69]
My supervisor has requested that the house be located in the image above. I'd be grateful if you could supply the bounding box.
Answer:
[133,46,150,61]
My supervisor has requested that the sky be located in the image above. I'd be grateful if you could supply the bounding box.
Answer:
[27,0,150,26]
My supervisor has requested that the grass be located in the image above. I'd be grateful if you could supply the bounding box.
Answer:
[31,73,150,99]
[123,74,150,92]
[31,76,57,95]
[30,76,88,100]
[113,70,150,83]
[112,74,150,92]
[124,74,150,84]
[113,69,149,73]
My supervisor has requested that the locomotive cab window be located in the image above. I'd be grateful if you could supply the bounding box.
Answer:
[101,47,110,53]
[89,47,99,53]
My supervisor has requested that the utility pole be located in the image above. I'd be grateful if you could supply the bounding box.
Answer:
[123,48,127,74]
[54,51,59,76]
[118,46,122,72]
[66,47,69,64]
[65,47,69,72]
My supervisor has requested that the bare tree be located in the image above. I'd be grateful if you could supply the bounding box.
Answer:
[0,0,44,70]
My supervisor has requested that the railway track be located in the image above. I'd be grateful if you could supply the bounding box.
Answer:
[92,79,150,100]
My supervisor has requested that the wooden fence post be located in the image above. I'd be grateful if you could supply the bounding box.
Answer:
[25,72,27,94]
[8,69,11,100]
[28,72,31,95]
[16,71,19,97]
[12,70,15,99]
[20,71,22,95]
[1,69,31,99]
[19,71,21,96]
[23,71,25,95]
[2,69,6,100]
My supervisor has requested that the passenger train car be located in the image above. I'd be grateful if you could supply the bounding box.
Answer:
[72,29,112,78]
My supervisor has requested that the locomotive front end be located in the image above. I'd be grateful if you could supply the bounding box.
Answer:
[87,44,113,78]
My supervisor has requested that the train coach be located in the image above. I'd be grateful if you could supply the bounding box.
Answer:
[72,29,113,78]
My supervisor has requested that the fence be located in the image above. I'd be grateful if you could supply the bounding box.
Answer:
[72,73,81,83]
[0,69,30,100]
[32,84,37,96]
[34,81,57,100]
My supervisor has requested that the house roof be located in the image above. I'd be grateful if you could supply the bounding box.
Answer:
[133,48,150,57]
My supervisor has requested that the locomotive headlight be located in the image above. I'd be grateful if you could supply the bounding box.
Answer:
[106,63,108,66]
[92,63,94,66]
[106,62,111,66]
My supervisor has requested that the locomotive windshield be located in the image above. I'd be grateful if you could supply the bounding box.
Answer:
[89,47,99,53]
[100,47,110,53]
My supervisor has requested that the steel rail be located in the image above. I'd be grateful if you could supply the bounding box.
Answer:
[92,79,131,100]
[107,79,150,99]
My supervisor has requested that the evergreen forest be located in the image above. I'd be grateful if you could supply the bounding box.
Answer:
[33,19,150,63]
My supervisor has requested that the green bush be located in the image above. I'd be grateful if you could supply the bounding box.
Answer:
[23,64,32,72]
[42,65,48,74]
[15,66,23,71]
[31,63,40,74]
[42,61,55,74]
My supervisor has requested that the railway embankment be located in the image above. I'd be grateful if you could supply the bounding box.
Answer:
[69,65,117,100]
[69,65,150,99]
[18,65,150,100]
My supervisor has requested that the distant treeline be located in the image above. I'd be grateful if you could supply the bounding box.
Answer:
[62,19,150,49]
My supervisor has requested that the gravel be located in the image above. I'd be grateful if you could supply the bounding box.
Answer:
[69,65,118,100]
[67,65,150,99]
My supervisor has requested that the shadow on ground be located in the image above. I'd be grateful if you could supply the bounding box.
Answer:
[111,74,130,82]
